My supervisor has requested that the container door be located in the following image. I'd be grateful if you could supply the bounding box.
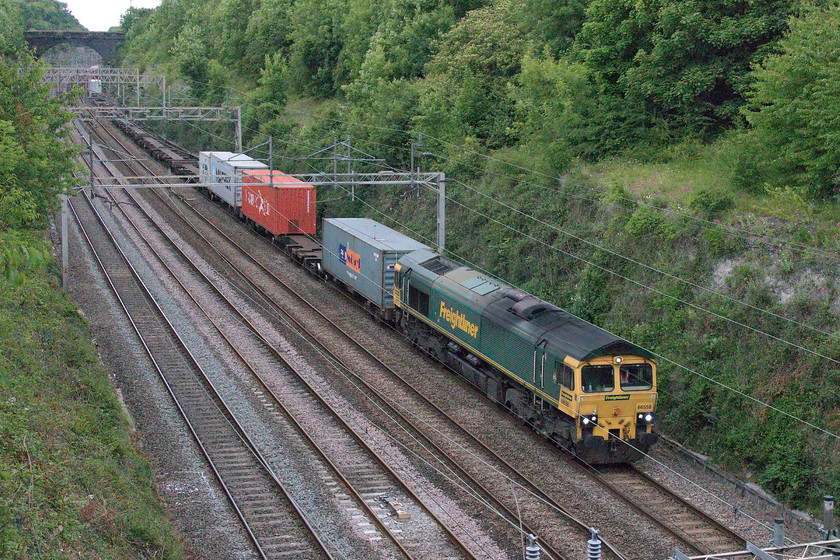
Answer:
[382,252,397,308]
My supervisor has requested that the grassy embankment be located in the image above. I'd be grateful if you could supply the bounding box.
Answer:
[0,230,185,559]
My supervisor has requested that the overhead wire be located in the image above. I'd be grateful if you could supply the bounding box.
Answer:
[112,88,840,433]
[153,75,840,265]
[129,93,840,444]
[284,165,821,539]
[108,101,827,540]
[113,58,840,545]
[134,70,840,485]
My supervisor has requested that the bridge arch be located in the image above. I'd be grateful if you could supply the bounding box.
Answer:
[25,31,126,65]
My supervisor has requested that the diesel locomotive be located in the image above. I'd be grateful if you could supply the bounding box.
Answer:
[392,249,658,463]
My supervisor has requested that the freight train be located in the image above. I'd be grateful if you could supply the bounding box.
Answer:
[114,124,659,464]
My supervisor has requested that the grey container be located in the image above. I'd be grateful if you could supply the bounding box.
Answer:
[322,218,429,310]
[206,152,266,208]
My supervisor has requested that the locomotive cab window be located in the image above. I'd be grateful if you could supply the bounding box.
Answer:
[619,363,653,391]
[408,283,430,316]
[581,365,614,393]
[555,362,574,390]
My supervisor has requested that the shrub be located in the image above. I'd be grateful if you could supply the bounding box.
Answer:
[688,188,733,219]
[624,205,663,236]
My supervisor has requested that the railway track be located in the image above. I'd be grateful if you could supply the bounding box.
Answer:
[76,120,482,559]
[67,185,332,560]
[593,465,745,555]
[84,113,752,558]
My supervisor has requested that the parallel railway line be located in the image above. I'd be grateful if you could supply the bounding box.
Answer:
[92,117,621,560]
[594,465,745,554]
[67,183,332,560]
[75,120,481,559]
[88,107,604,558]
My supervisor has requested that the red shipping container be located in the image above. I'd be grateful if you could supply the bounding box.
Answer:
[241,169,316,236]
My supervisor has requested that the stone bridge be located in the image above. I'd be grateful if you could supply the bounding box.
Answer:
[25,31,126,65]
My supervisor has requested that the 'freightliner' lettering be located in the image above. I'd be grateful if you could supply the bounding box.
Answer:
[439,302,479,338]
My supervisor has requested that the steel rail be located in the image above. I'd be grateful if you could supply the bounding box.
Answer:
[154,153,755,557]
[89,140,438,560]
[87,119,479,560]
[67,189,333,560]
[100,109,757,559]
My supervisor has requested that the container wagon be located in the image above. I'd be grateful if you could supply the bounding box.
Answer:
[198,151,267,210]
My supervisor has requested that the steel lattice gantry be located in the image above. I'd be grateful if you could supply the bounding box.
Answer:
[82,171,448,250]
[673,539,840,560]
[41,66,162,88]
[68,105,243,153]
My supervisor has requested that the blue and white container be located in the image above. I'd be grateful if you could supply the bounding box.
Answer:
[322,218,428,310]
[199,152,267,209]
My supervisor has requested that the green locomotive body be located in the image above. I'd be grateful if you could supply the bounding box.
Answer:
[394,249,658,464]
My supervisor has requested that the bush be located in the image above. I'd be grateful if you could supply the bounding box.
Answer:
[688,188,733,219]
[624,205,664,236]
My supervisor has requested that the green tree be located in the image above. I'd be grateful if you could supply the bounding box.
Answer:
[518,0,590,55]
[353,0,454,83]
[0,0,24,55]
[511,51,591,171]
[288,0,347,97]
[574,0,794,154]
[741,3,840,199]
[416,0,528,149]
[13,0,84,31]
[119,6,153,35]
[243,0,295,71]
[0,54,78,228]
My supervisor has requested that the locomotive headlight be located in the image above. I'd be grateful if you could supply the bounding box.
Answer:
[582,417,590,426]
[637,413,654,424]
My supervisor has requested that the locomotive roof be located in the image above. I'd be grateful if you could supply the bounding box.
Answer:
[485,296,654,361]
[401,249,653,362]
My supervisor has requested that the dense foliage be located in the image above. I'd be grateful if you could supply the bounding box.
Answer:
[12,0,84,31]
[121,0,840,510]
[741,3,840,199]
[572,0,794,152]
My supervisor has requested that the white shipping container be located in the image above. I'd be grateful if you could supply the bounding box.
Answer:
[199,151,233,187]
[209,153,266,208]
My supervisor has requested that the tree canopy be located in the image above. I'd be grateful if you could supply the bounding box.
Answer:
[13,0,84,31]
[121,0,839,202]
[741,3,840,199]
